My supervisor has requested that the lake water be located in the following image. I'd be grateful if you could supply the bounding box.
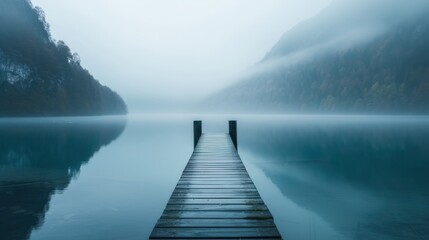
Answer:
[1,114,429,240]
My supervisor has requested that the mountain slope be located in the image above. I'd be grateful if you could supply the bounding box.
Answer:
[0,0,127,116]
[207,1,429,114]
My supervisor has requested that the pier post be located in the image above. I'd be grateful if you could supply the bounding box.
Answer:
[229,120,237,149]
[193,121,202,148]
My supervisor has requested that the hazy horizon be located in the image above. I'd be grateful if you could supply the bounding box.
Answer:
[30,0,331,111]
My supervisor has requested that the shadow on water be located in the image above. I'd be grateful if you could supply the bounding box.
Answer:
[0,117,126,240]
[239,117,429,239]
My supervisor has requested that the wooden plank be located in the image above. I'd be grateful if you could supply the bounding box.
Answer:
[154,219,276,228]
[151,238,281,240]
[185,165,245,168]
[167,199,265,205]
[184,167,246,170]
[191,156,239,158]
[187,161,242,163]
[179,177,250,180]
[182,173,248,175]
[184,166,246,169]
[173,189,259,194]
[180,175,250,177]
[171,193,260,198]
[150,227,281,239]
[175,184,256,189]
[188,161,239,163]
[184,167,245,169]
[183,170,247,172]
[186,164,244,166]
[181,173,250,175]
[183,170,248,173]
[177,181,254,185]
[164,204,268,211]
[179,179,251,182]
[160,210,273,219]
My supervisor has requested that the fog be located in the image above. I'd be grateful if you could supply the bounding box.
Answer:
[29,0,429,112]
[241,0,429,84]
[239,25,385,82]
[30,0,331,111]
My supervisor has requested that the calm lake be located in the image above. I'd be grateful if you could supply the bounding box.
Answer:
[1,114,429,240]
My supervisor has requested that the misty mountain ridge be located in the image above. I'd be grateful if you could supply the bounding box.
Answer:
[206,0,429,114]
[0,0,127,116]
[263,0,428,61]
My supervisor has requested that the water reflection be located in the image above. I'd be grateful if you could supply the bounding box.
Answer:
[0,117,126,240]
[239,118,429,239]
[1,115,429,240]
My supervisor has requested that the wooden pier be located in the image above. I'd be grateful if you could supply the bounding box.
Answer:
[149,121,282,239]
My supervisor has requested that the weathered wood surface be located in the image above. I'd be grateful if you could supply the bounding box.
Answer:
[149,133,282,239]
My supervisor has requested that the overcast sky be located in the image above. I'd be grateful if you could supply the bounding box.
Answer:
[31,0,331,110]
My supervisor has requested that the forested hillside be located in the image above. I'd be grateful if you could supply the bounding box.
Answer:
[0,0,127,116]
[207,1,429,114]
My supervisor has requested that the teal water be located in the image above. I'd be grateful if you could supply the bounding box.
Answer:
[1,115,429,240]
